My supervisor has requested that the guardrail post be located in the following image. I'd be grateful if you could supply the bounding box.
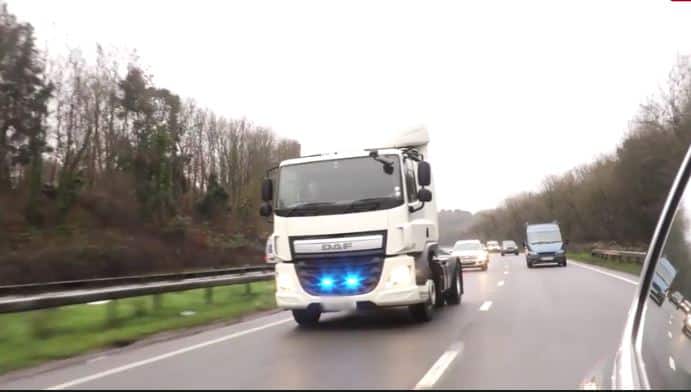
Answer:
[106,300,118,326]
[205,287,213,304]
[153,294,162,311]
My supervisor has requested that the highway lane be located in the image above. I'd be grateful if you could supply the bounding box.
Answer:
[1,254,638,389]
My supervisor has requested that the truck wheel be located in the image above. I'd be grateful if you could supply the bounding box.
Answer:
[445,264,462,305]
[410,280,435,322]
[292,308,321,326]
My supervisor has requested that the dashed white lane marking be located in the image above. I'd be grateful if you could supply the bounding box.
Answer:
[669,320,673,326]
[669,356,676,372]
[479,301,493,311]
[569,261,638,285]
[46,318,292,390]
[415,342,464,389]
[497,281,505,287]
[668,331,673,339]
[504,271,509,275]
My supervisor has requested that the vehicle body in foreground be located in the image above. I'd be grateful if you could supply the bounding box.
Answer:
[486,240,501,253]
[500,240,519,256]
[260,128,463,326]
[452,239,489,271]
[584,145,691,389]
[524,222,567,267]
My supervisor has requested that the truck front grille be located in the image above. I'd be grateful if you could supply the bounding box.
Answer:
[294,256,383,296]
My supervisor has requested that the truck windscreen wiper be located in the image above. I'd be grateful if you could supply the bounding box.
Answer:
[278,202,338,217]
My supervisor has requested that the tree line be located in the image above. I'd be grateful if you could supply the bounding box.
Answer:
[0,2,299,281]
[465,59,691,249]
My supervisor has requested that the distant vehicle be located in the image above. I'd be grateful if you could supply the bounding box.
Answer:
[486,241,501,253]
[684,314,691,338]
[453,239,489,271]
[500,240,519,256]
[670,291,685,309]
[649,257,677,306]
[524,222,567,268]
[680,299,691,315]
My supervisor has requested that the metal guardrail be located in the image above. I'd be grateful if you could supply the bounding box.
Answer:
[0,265,274,296]
[0,265,275,314]
[591,249,646,263]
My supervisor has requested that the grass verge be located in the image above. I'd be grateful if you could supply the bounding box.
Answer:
[567,251,642,276]
[0,281,276,374]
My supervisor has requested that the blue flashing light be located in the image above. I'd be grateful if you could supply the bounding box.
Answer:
[344,274,362,289]
[319,276,335,290]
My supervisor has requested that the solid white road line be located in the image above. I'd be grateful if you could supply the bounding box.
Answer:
[415,342,464,389]
[668,331,673,339]
[569,261,638,285]
[46,318,292,390]
[497,281,505,287]
[669,356,676,372]
[479,301,493,311]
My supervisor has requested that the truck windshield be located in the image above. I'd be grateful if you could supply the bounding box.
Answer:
[527,227,562,244]
[275,155,403,216]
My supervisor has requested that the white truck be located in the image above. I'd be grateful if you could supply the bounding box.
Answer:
[260,128,463,326]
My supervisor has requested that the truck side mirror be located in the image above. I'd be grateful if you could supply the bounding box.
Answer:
[261,178,273,201]
[259,202,273,217]
[418,188,432,202]
[417,161,431,186]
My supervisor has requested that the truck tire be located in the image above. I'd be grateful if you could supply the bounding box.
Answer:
[410,280,435,322]
[292,308,321,326]
[445,264,462,305]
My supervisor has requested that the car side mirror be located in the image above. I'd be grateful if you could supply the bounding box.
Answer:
[418,188,432,202]
[261,178,273,202]
[259,202,273,217]
[417,161,431,186]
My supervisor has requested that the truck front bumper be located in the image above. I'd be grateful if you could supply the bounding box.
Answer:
[274,255,432,311]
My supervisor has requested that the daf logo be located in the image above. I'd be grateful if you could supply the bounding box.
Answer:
[321,242,353,251]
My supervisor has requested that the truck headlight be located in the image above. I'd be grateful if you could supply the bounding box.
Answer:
[276,271,295,291]
[386,265,412,288]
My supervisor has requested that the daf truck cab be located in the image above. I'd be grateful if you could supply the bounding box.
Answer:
[259,128,463,326]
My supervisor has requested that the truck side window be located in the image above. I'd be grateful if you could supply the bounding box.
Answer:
[405,159,418,203]
[639,176,691,388]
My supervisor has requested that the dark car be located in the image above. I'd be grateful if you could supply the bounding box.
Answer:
[583,146,691,389]
[500,240,519,256]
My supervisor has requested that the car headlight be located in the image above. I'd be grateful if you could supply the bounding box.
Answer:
[527,250,538,256]
[555,249,565,255]
[386,264,413,288]
[276,271,295,291]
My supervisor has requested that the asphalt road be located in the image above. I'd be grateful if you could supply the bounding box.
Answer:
[1,254,639,389]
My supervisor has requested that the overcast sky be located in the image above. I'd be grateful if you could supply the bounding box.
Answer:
[9,0,691,213]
